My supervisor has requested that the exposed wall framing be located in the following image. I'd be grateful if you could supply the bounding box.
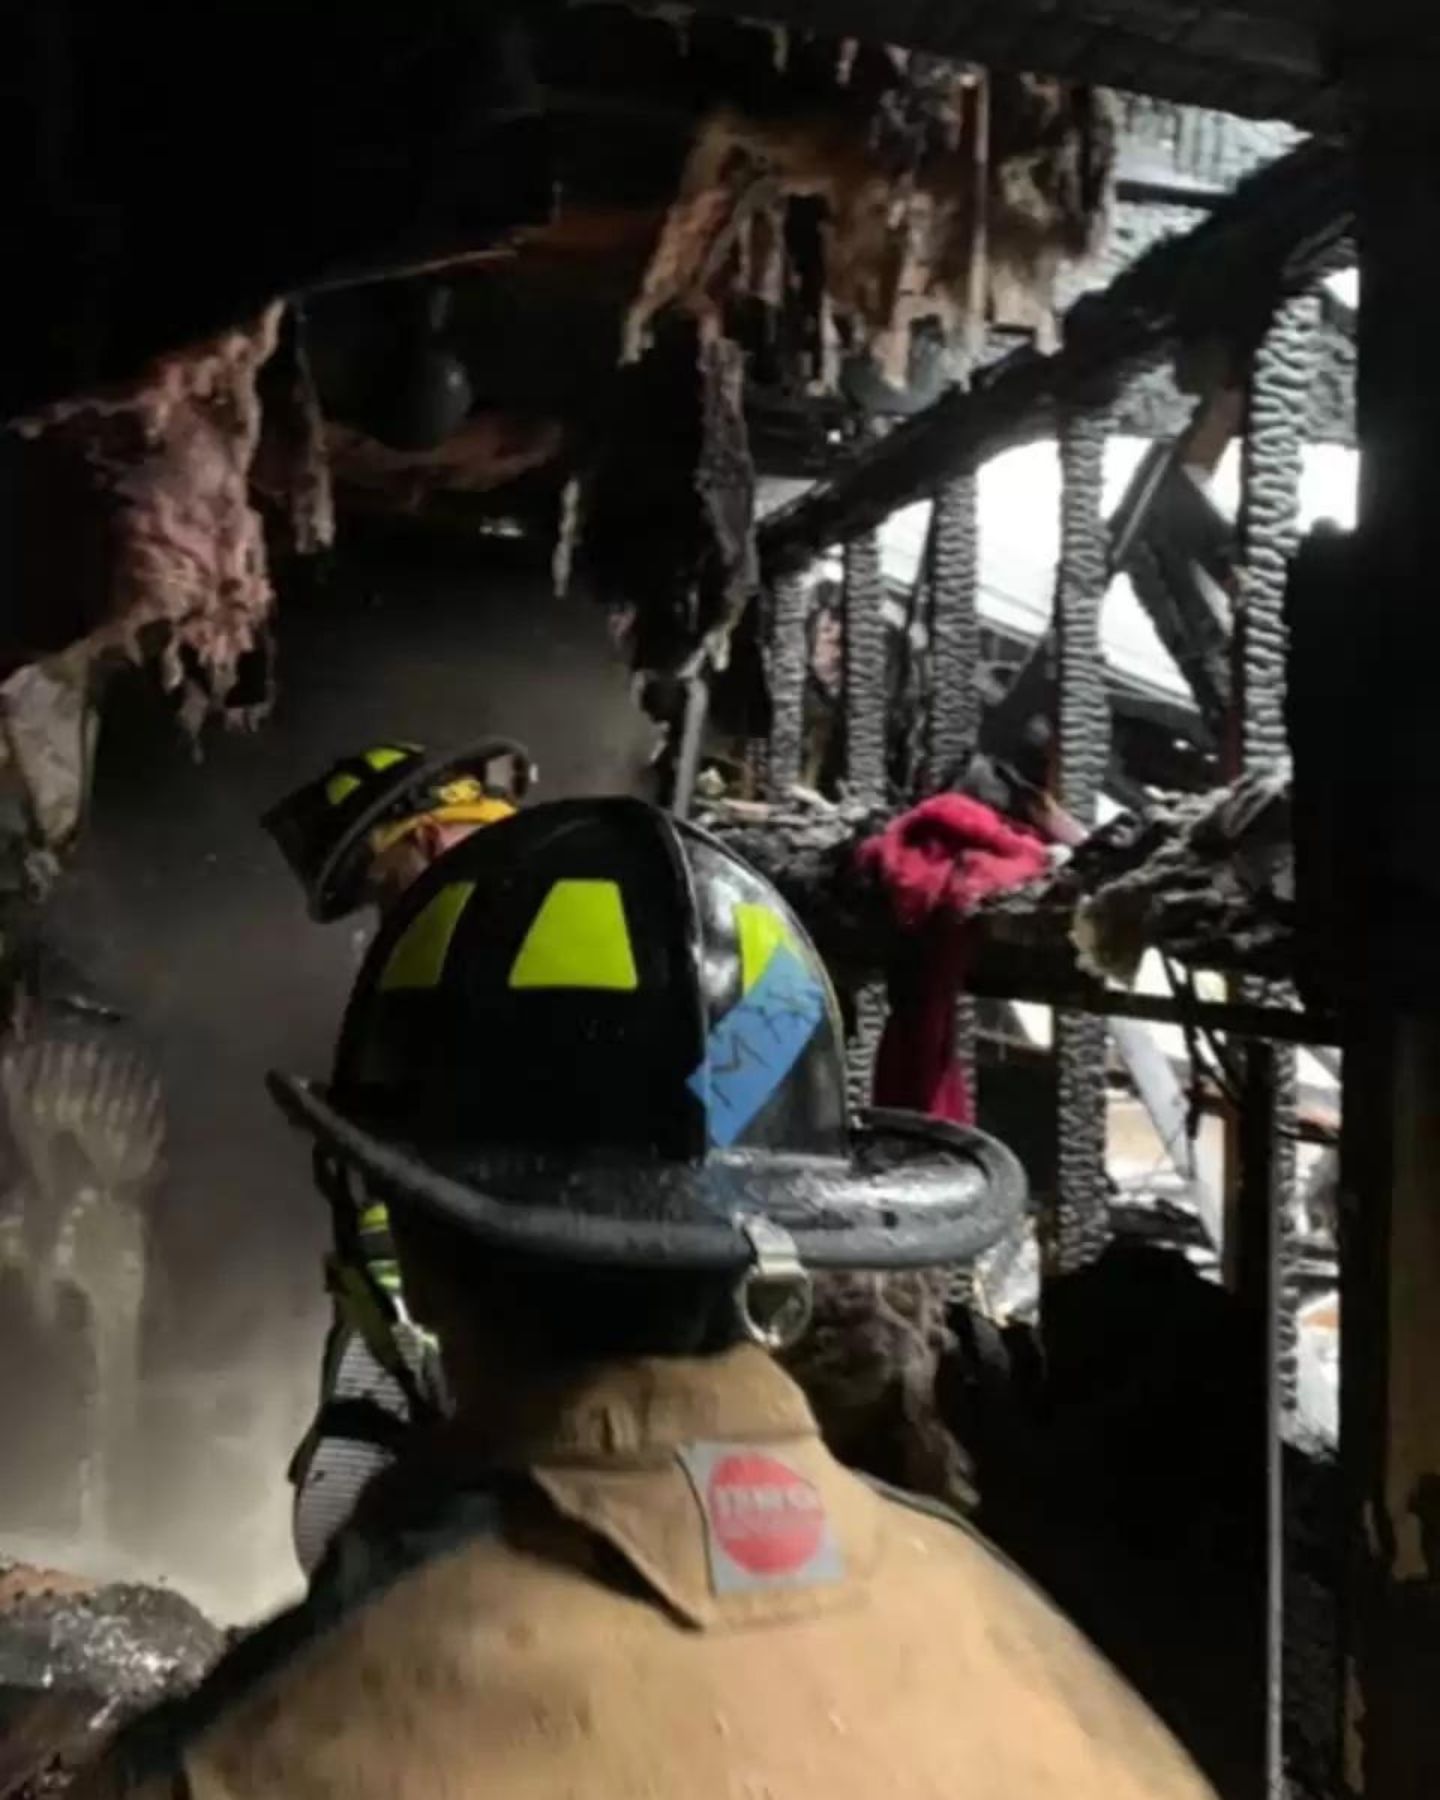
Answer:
[760,139,1350,577]
[1050,405,1112,1277]
[765,572,810,797]
[843,528,888,1105]
[928,471,983,1121]
[843,533,888,806]
[1235,286,1322,1800]
[927,472,982,785]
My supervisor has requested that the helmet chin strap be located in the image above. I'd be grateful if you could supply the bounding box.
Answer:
[314,1149,446,1419]
[733,1216,813,1351]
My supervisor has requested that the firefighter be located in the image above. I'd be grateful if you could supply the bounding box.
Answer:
[261,738,534,1574]
[89,798,1214,1800]
[261,738,535,924]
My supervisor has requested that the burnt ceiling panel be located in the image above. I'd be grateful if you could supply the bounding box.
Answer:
[677,0,1339,126]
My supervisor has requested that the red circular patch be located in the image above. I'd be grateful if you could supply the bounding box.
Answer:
[708,1452,824,1575]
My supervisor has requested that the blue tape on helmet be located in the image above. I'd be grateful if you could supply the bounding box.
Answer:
[689,947,826,1148]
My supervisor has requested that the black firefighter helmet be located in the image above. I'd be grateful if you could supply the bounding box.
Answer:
[269,799,1025,1307]
[262,739,536,923]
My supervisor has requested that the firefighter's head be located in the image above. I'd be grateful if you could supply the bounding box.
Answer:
[270,797,1025,1400]
[262,739,536,921]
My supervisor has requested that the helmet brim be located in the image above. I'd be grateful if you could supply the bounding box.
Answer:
[268,1072,1026,1272]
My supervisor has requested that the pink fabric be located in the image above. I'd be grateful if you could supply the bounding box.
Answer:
[853,795,1048,1125]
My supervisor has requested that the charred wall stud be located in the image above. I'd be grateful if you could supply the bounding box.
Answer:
[760,141,1351,579]
[1234,284,1321,1799]
[928,471,983,785]
[843,527,889,1107]
[1050,405,1113,1275]
[1233,290,1316,1351]
[928,471,983,1119]
[765,572,810,798]
[843,532,888,806]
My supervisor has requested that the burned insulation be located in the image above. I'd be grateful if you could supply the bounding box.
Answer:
[622,56,1116,383]
[8,305,333,737]
[577,41,1113,677]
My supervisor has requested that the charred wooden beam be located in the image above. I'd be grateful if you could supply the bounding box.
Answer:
[760,139,1352,576]
[843,534,887,806]
[1230,285,1320,1800]
[702,748,1311,1002]
[928,474,982,786]
[927,473,983,1098]
[765,573,809,797]
[700,790,1338,1045]
[967,976,1336,1047]
[1112,305,1354,448]
[692,0,1335,128]
[1051,406,1112,1277]
[842,527,887,1103]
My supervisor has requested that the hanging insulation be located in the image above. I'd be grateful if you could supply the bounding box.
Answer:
[11,309,287,732]
[624,64,1115,389]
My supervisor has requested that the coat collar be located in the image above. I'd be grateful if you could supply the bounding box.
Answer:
[348,1348,883,1631]
[495,1344,823,1467]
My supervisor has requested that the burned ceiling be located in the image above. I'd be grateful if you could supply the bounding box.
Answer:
[687,0,1343,131]
[0,0,1364,888]
[2,4,1119,715]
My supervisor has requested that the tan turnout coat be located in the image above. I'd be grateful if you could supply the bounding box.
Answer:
[84,1347,1216,1800]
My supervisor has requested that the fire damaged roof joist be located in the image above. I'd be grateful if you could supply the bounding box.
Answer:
[690,0,1341,129]
[759,138,1353,576]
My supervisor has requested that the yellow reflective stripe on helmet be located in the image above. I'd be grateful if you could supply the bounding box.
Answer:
[326,771,363,806]
[379,880,476,991]
[735,902,796,995]
[366,746,410,772]
[508,879,639,991]
[434,776,486,806]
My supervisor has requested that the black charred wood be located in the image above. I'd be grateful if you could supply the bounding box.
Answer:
[701,760,1323,1005]
[1051,406,1112,1275]
[759,139,1352,575]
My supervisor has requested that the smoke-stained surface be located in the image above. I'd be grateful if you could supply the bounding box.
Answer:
[2,537,651,1622]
